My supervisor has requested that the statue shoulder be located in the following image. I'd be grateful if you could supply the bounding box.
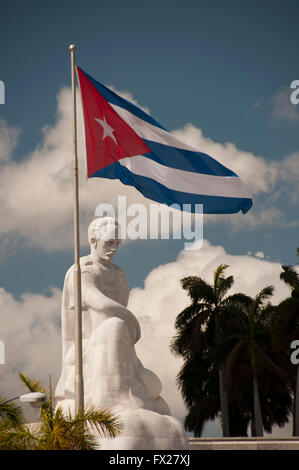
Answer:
[80,255,95,273]
[110,263,125,273]
[112,264,129,292]
[111,263,128,279]
[63,259,128,288]
[63,256,94,284]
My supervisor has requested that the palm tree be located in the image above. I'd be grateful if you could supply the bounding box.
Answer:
[175,349,221,437]
[0,373,122,450]
[221,286,289,436]
[171,264,251,437]
[276,264,299,435]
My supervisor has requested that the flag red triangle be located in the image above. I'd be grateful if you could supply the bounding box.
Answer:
[77,67,151,177]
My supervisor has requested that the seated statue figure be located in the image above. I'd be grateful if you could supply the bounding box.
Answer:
[55,217,189,449]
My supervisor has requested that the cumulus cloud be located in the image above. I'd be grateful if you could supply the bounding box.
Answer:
[0,286,61,420]
[0,85,298,253]
[270,87,299,123]
[227,206,285,229]
[281,152,299,181]
[254,251,264,259]
[0,119,20,163]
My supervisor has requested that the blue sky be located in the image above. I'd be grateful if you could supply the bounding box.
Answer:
[2,0,299,160]
[0,0,298,437]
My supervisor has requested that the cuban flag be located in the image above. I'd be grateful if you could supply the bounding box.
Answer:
[77,67,252,214]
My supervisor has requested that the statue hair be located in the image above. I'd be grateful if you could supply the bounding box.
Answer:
[88,217,119,243]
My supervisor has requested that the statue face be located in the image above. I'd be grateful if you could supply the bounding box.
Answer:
[90,223,121,264]
[94,237,121,264]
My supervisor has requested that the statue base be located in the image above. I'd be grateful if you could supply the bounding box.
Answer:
[56,399,189,450]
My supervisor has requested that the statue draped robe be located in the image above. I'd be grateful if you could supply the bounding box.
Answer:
[55,255,189,449]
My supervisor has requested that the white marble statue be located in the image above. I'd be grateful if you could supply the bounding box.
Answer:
[55,217,189,449]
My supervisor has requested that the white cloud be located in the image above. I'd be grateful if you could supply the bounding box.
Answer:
[0,119,20,163]
[0,287,61,420]
[281,152,299,181]
[279,152,299,204]
[270,88,299,123]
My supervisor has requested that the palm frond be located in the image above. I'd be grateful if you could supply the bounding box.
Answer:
[0,399,23,426]
[0,422,40,450]
[19,372,46,394]
[174,304,201,330]
[223,293,252,308]
[253,286,274,312]
[213,264,229,282]
[280,265,299,292]
[273,297,299,343]
[180,276,215,304]
[217,304,248,334]
[217,275,234,302]
[68,406,123,439]
[213,264,229,291]
[185,397,219,437]
[19,372,53,421]
[171,310,210,357]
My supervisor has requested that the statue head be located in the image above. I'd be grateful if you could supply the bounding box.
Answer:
[88,217,121,265]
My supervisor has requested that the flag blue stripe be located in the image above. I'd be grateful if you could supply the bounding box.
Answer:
[82,69,166,131]
[142,139,237,177]
[91,162,252,214]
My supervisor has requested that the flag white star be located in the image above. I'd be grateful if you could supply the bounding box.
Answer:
[94,116,117,145]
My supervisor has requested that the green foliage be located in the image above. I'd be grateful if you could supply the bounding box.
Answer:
[0,373,122,450]
[0,399,23,427]
[280,266,299,298]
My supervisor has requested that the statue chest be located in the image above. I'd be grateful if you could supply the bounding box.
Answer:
[93,266,128,306]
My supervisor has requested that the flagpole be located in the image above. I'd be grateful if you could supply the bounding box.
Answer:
[69,44,84,413]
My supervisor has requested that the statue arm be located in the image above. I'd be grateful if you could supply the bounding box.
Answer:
[81,271,141,342]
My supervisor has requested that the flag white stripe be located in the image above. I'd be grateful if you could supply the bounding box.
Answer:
[111,104,200,152]
[119,155,251,199]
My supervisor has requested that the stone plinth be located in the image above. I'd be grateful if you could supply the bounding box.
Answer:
[189,437,299,450]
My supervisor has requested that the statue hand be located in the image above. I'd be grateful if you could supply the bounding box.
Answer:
[114,305,141,343]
